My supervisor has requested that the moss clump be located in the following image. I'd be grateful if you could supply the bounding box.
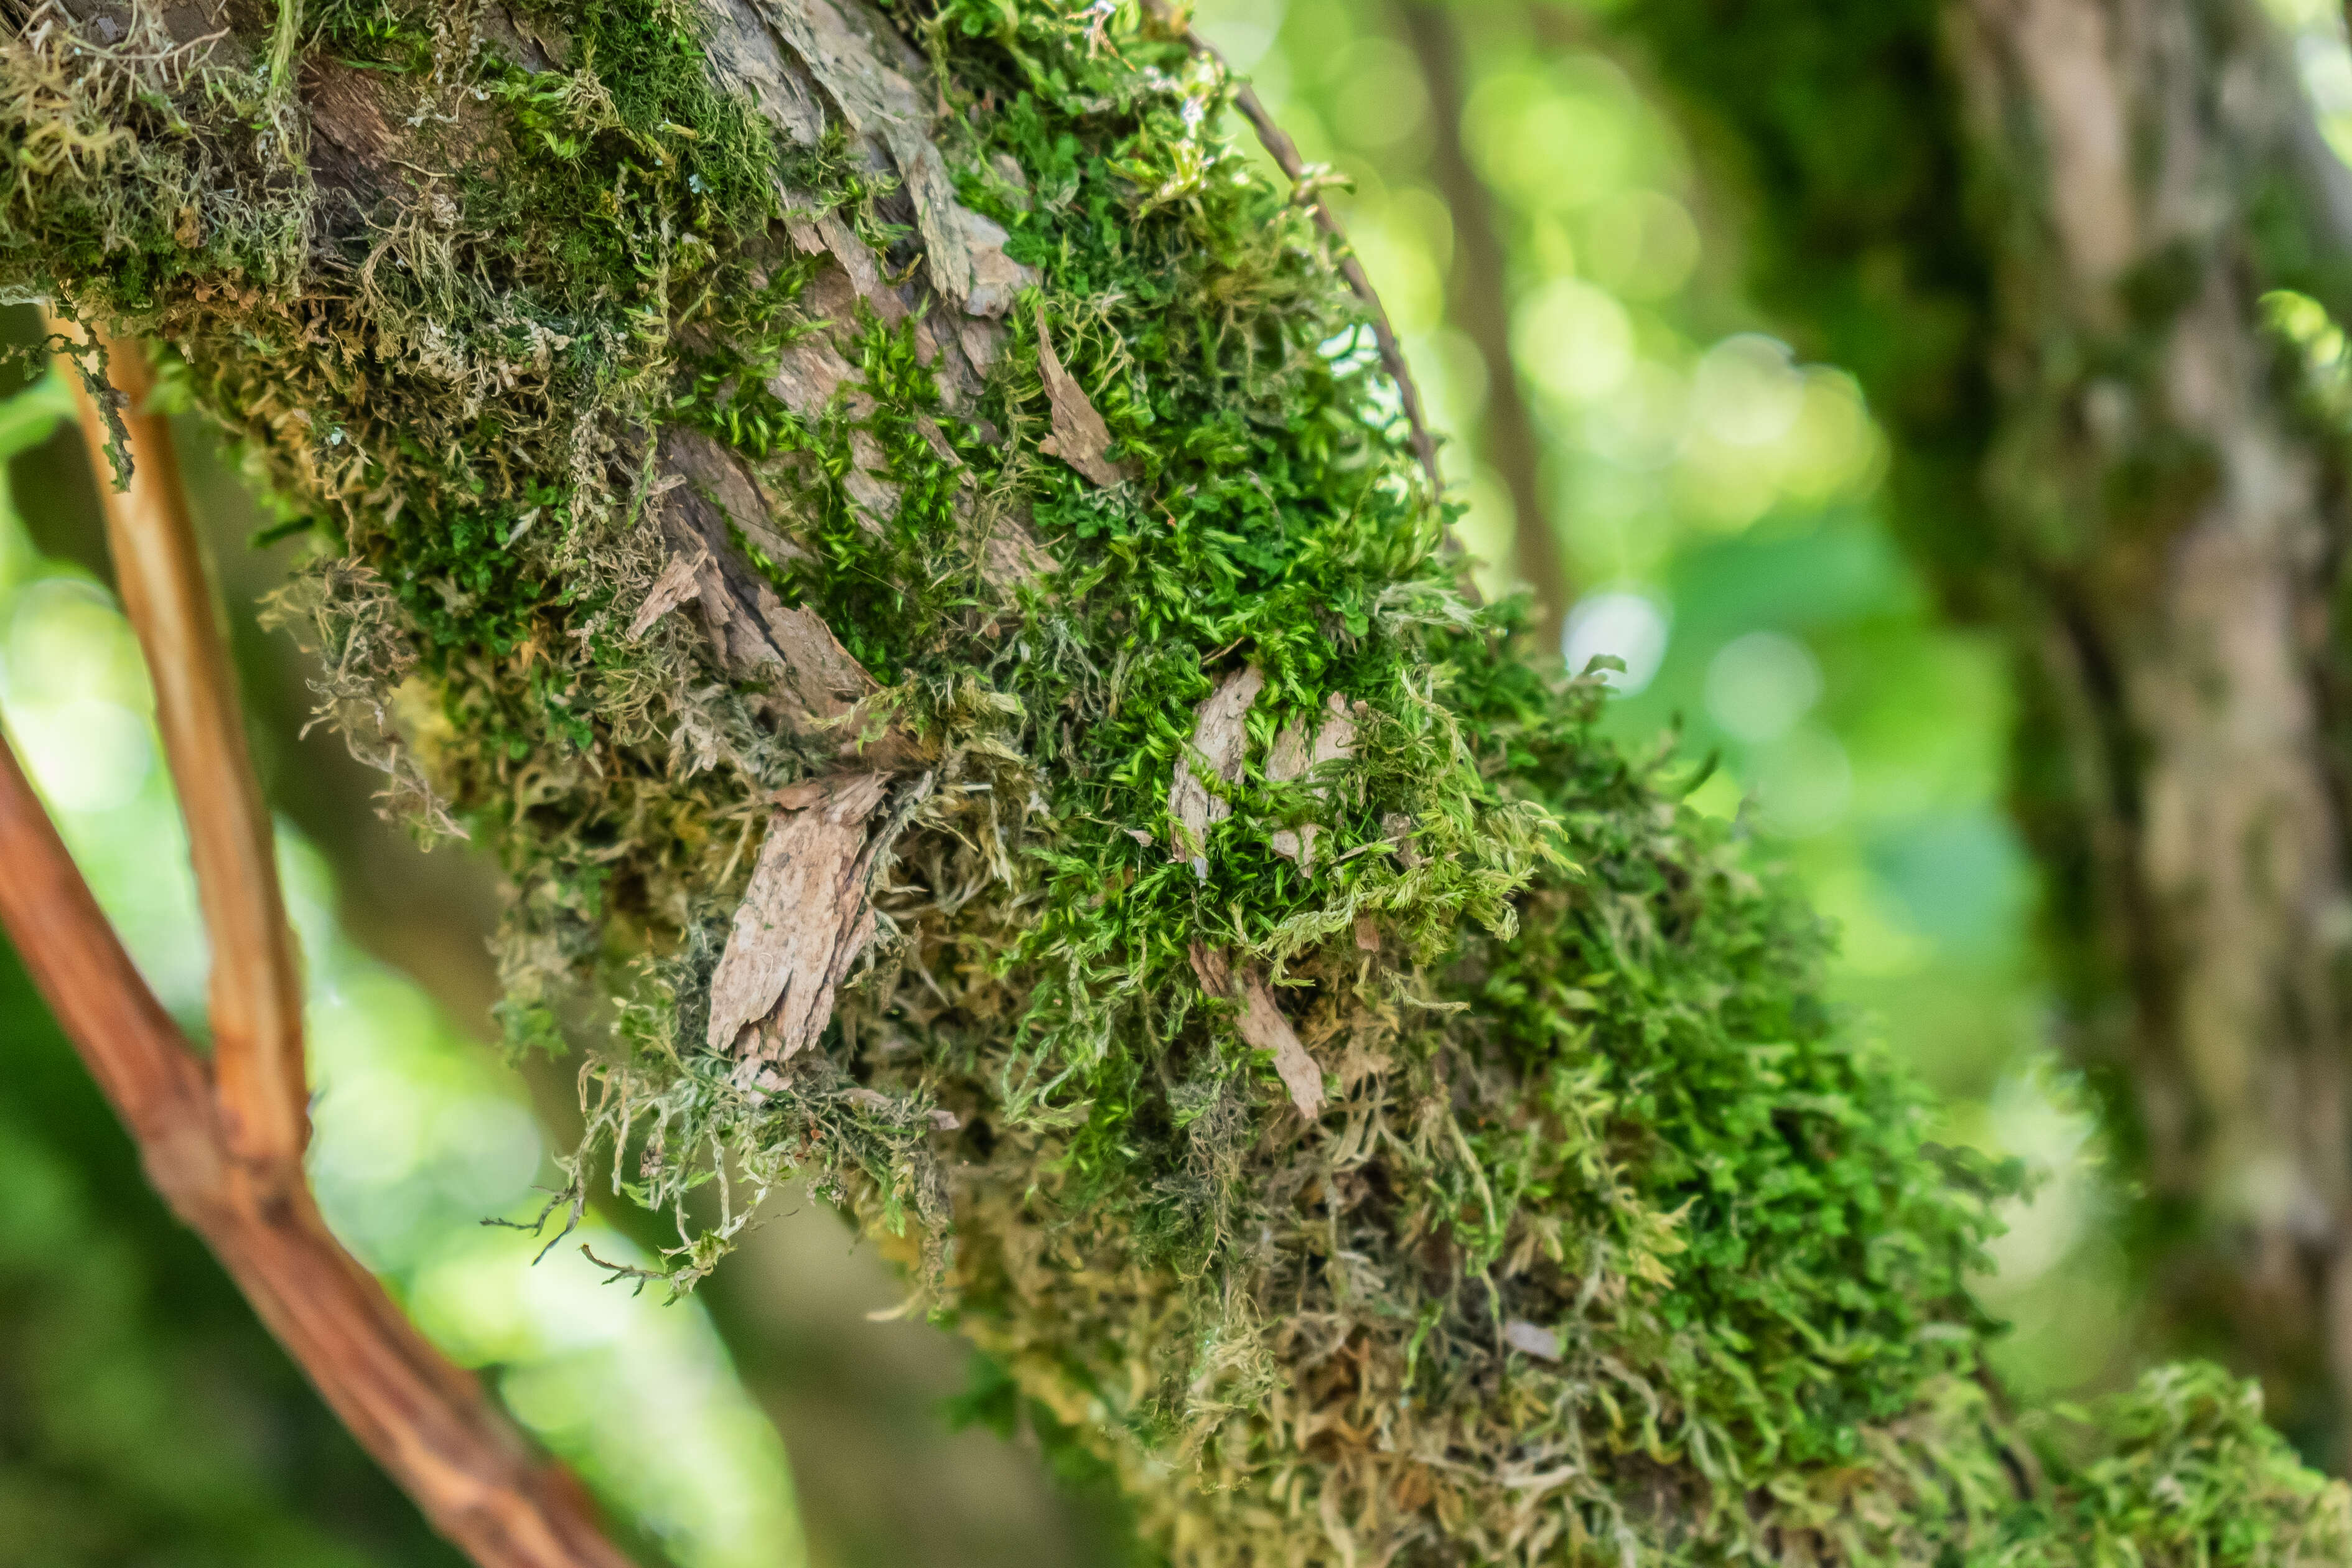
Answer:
[2,0,2347,1560]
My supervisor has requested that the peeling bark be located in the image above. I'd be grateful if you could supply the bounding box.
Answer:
[653,434,880,734]
[1267,691,1358,869]
[1188,942,1325,1119]
[754,0,997,314]
[706,769,894,1058]
[625,544,709,639]
[1033,304,1130,487]
[1166,663,1264,874]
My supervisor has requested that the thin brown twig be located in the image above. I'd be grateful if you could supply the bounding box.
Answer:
[1151,7,1447,503]
[0,730,638,1568]
[7,321,641,1568]
[1396,1,1570,645]
[50,315,309,1172]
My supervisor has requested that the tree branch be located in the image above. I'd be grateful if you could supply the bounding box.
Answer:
[51,316,310,1172]
[0,340,640,1568]
[1396,0,1571,648]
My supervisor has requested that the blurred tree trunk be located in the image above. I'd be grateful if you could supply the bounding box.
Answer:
[1947,0,2352,1459]
[1624,0,2352,1463]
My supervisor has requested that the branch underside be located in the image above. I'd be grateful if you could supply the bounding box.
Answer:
[6,0,2349,1562]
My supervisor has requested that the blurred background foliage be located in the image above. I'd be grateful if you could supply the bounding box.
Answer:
[9,0,2352,1562]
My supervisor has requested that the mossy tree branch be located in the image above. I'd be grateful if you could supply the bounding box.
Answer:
[7,0,2352,1558]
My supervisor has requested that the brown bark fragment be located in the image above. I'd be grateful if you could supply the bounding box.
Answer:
[1267,691,1359,869]
[668,427,810,567]
[753,0,1032,315]
[1188,942,1324,1120]
[914,415,961,467]
[755,595,880,727]
[706,770,894,1058]
[765,332,861,416]
[625,546,707,639]
[813,212,908,325]
[653,439,882,735]
[701,0,826,149]
[1033,306,1131,488]
[978,520,1055,589]
[1167,663,1264,873]
[958,317,1002,376]
[1242,972,1324,1119]
[842,427,902,527]
[960,208,1031,318]
[1185,940,1232,997]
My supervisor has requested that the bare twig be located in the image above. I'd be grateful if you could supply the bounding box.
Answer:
[1149,6,1446,502]
[0,730,638,1567]
[7,320,641,1568]
[1396,1,1571,645]
[50,315,309,1172]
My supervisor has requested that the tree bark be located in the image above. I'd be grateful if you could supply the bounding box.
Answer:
[1623,0,2352,1462]
[1949,0,2352,1459]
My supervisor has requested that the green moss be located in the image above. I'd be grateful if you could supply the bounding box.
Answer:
[2017,1364,2351,1564]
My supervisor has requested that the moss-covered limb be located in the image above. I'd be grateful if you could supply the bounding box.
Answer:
[1617,0,2352,1462]
[5,0,2349,1559]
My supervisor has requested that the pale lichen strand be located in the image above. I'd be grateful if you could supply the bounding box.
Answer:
[0,0,2345,1561]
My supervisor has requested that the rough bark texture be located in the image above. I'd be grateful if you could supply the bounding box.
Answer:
[1953,0,2352,1460]
[10,0,2352,1560]
[706,768,892,1060]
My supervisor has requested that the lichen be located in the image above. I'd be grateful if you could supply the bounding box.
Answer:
[2,0,2346,1561]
